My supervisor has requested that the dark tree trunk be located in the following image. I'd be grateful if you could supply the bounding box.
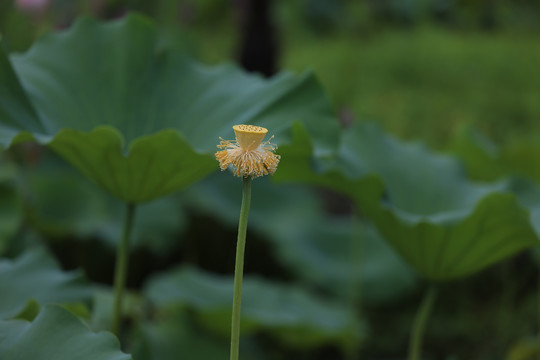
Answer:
[236,0,279,77]
[480,0,498,31]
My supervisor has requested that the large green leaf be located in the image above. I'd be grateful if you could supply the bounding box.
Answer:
[144,266,364,349]
[0,247,90,319]
[452,127,540,185]
[270,218,418,304]
[274,122,384,208]
[452,133,540,247]
[450,127,506,181]
[277,122,539,280]
[23,150,186,254]
[337,123,501,215]
[373,191,538,280]
[507,177,540,240]
[0,14,339,203]
[339,123,538,280]
[499,139,540,185]
[0,305,130,360]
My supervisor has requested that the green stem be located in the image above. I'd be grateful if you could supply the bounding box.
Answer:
[538,267,540,357]
[408,286,437,360]
[112,202,136,336]
[345,210,364,360]
[230,177,252,360]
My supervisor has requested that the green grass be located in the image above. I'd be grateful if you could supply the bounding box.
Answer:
[282,28,540,149]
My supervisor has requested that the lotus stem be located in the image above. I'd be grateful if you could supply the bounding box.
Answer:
[345,211,364,360]
[112,202,136,336]
[230,176,252,360]
[408,285,437,360]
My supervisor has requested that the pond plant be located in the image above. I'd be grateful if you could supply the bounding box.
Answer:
[216,124,280,360]
[0,11,538,360]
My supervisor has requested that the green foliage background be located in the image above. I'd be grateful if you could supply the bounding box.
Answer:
[0,1,540,359]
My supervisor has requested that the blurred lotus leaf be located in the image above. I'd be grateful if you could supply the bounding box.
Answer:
[22,151,186,254]
[277,122,539,281]
[451,126,505,181]
[0,247,90,319]
[271,218,418,305]
[0,305,130,360]
[506,178,540,237]
[0,14,339,203]
[144,266,364,350]
[452,127,540,185]
[89,287,142,333]
[501,139,540,184]
[131,310,233,360]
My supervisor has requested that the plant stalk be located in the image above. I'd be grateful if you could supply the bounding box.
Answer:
[230,176,252,360]
[345,210,364,360]
[112,202,136,336]
[408,286,437,360]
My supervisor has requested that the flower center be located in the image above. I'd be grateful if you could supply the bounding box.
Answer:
[233,124,268,151]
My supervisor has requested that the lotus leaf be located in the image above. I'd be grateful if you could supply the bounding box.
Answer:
[0,247,90,319]
[144,266,364,349]
[277,122,539,280]
[0,305,130,360]
[24,150,186,253]
[0,14,339,202]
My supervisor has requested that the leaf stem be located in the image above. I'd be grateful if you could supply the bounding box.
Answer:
[408,285,437,360]
[345,210,364,359]
[112,202,136,336]
[230,176,252,360]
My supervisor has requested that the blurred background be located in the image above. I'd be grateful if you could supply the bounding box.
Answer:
[3,0,540,149]
[2,0,540,359]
